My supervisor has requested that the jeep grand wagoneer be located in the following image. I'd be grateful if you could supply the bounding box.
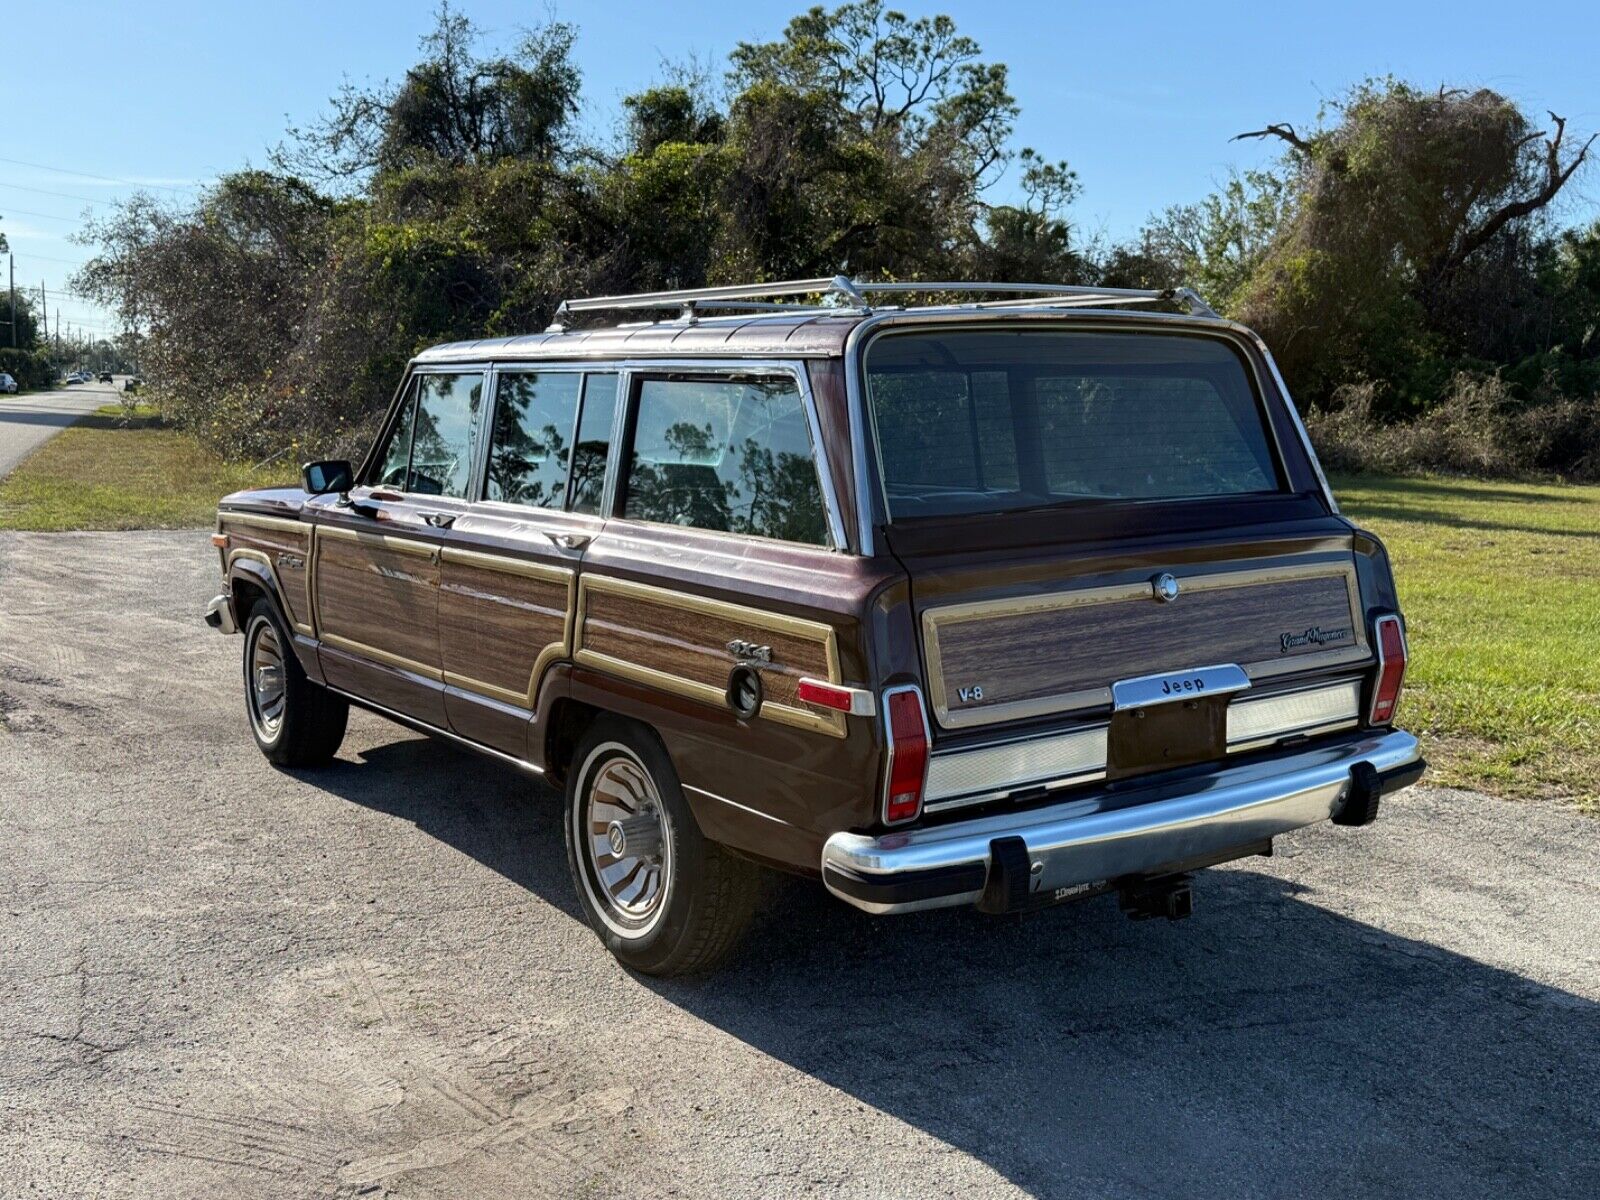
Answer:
[205,277,1423,975]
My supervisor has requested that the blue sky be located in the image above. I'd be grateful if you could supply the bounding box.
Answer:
[6,0,1598,338]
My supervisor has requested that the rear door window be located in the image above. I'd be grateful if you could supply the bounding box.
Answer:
[620,374,829,545]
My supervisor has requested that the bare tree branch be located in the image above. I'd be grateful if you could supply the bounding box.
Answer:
[1232,123,1317,155]
[1443,112,1596,272]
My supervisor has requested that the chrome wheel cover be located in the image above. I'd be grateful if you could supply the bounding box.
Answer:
[245,616,287,743]
[575,744,673,939]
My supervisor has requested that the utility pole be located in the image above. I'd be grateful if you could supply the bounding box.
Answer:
[7,254,14,348]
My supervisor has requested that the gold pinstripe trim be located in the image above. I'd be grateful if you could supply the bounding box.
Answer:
[317,524,438,559]
[321,633,445,682]
[440,544,572,583]
[219,512,307,536]
[572,574,846,738]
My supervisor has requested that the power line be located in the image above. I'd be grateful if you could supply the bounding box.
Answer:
[9,251,93,267]
[0,206,87,225]
[0,181,116,207]
[0,155,202,195]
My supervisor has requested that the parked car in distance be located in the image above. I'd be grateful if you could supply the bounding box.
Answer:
[123,376,142,392]
[0,372,17,394]
[204,277,1423,976]
[99,371,114,383]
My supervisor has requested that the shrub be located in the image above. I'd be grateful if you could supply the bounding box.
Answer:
[0,348,56,391]
[1306,372,1600,481]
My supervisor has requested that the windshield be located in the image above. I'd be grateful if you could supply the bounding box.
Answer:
[864,329,1284,520]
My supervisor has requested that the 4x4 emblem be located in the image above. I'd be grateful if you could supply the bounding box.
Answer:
[726,639,772,664]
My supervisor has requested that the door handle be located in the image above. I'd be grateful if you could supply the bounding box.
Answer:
[421,511,457,529]
[544,531,591,551]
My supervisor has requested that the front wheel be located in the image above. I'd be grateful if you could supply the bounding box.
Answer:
[564,718,760,976]
[242,599,348,767]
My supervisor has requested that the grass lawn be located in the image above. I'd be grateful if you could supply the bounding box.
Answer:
[1334,474,1600,809]
[0,407,289,531]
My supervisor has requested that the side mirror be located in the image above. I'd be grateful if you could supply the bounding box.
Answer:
[301,459,354,496]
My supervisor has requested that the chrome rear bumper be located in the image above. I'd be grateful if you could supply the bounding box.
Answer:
[822,730,1423,915]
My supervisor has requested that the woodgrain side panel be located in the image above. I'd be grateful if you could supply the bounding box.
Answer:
[574,575,845,737]
[220,518,312,633]
[313,529,441,677]
[438,550,574,707]
[927,564,1367,729]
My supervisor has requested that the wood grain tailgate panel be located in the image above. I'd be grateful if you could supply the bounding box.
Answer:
[927,564,1367,729]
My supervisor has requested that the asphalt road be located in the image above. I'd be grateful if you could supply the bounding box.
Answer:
[0,379,125,477]
[2,530,1597,1199]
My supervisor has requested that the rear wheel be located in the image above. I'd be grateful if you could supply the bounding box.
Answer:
[242,599,348,767]
[564,718,760,976]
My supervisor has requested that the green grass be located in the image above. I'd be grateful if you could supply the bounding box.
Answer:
[0,406,288,531]
[1334,473,1600,809]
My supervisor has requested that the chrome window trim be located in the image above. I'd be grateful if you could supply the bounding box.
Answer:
[842,309,1346,550]
[1238,328,1341,513]
[371,356,847,548]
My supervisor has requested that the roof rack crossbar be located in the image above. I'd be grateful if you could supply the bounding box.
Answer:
[547,276,1215,330]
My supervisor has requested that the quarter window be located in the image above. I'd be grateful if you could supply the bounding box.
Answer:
[621,375,828,546]
[486,372,583,508]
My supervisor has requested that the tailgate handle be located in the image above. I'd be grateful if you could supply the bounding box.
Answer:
[1111,663,1250,711]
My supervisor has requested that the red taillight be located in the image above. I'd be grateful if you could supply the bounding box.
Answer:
[1369,614,1408,725]
[883,687,929,824]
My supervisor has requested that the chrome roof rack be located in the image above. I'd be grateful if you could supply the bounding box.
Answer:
[546,276,1217,330]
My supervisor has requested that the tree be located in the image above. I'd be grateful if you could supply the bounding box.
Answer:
[1231,81,1595,411]
[277,3,581,183]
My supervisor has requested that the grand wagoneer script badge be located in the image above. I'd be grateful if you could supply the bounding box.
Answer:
[1280,625,1352,653]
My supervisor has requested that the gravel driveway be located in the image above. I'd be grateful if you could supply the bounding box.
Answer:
[2,530,1596,1199]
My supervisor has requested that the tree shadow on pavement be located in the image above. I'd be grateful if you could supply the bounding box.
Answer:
[312,732,1600,1199]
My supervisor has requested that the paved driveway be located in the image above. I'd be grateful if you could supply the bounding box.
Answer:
[0,382,123,476]
[1,530,1596,1198]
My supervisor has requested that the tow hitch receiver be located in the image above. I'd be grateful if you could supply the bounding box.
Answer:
[1119,874,1194,922]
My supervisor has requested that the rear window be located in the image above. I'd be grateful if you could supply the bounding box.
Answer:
[865,330,1282,520]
